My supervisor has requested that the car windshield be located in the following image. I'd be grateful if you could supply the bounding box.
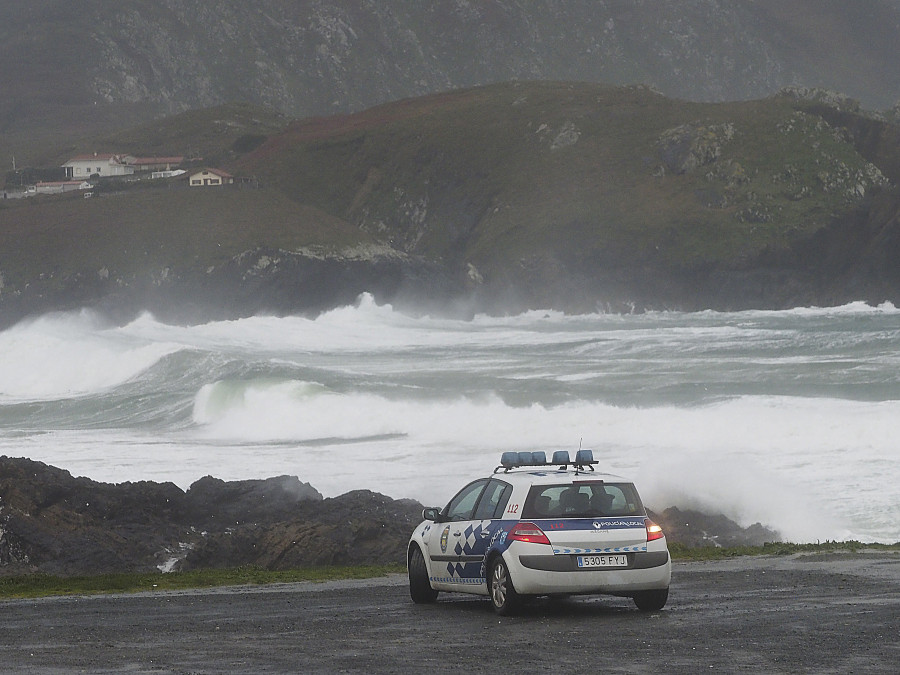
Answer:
[521,481,645,519]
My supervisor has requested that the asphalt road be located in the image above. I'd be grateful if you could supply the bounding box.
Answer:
[1,552,898,674]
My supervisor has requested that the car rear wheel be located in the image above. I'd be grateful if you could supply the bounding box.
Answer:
[489,557,520,615]
[633,587,668,612]
[408,547,438,604]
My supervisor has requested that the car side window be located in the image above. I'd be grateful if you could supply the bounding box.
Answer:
[473,479,512,520]
[444,479,488,522]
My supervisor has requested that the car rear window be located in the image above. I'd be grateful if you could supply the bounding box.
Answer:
[521,481,645,519]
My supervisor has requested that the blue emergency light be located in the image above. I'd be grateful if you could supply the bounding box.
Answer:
[500,451,546,468]
[552,450,570,465]
[497,449,598,472]
[575,449,595,465]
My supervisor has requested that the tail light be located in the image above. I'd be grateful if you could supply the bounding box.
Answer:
[508,522,551,545]
[645,518,665,542]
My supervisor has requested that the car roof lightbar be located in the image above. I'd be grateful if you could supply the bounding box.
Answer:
[495,449,598,473]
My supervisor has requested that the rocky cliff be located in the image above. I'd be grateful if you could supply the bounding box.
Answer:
[0,456,423,576]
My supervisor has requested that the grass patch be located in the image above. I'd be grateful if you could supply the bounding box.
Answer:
[669,540,900,561]
[4,543,899,599]
[0,186,372,288]
[0,563,405,600]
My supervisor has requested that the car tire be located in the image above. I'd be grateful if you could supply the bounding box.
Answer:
[489,557,520,616]
[408,547,438,604]
[633,587,668,612]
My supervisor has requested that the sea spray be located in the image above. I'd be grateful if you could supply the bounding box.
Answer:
[0,296,898,543]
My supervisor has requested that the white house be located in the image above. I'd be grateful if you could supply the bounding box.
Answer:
[188,168,234,187]
[62,153,134,178]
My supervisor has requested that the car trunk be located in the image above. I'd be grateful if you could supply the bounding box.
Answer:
[541,516,649,553]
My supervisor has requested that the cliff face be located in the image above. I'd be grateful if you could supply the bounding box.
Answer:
[77,1,790,112]
[61,1,900,110]
[4,0,900,163]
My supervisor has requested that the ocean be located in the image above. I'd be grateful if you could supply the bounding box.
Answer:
[0,294,897,544]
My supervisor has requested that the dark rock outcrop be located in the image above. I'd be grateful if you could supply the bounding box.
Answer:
[0,456,423,576]
[0,458,185,576]
[184,491,424,570]
[1,456,778,577]
[0,245,464,332]
[651,506,778,549]
[180,474,324,531]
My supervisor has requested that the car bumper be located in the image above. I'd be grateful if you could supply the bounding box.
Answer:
[505,549,671,595]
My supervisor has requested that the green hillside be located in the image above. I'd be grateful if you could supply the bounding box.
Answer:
[235,82,894,305]
[1,82,898,324]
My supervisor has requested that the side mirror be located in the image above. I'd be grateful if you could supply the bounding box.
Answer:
[422,507,441,522]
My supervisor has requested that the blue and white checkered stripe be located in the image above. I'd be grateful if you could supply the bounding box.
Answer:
[453,520,491,555]
[552,545,647,554]
[430,572,485,585]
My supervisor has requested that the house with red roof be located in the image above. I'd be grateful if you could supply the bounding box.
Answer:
[187,168,234,187]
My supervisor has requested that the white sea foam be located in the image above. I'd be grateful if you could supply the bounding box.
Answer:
[1,297,898,543]
[0,310,181,401]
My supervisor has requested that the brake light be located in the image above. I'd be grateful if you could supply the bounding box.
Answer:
[645,518,665,542]
[508,522,551,545]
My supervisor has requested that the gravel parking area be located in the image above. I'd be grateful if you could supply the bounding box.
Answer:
[1,551,898,673]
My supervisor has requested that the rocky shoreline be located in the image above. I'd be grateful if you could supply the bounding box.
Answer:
[0,456,777,577]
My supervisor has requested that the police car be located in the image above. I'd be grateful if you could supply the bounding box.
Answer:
[407,450,671,614]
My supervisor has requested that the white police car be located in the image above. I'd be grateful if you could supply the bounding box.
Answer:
[407,450,671,614]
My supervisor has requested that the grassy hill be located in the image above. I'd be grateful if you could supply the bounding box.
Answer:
[1,82,899,324]
[233,81,897,307]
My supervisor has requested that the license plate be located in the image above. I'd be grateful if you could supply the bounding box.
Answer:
[577,554,628,568]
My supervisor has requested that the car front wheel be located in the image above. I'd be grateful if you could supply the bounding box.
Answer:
[408,547,438,604]
[633,587,668,612]
[489,557,520,615]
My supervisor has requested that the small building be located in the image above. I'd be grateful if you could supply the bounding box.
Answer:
[188,168,234,187]
[150,169,186,180]
[33,180,93,194]
[126,156,185,172]
[62,153,134,178]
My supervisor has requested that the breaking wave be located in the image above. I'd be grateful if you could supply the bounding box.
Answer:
[1,296,898,543]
